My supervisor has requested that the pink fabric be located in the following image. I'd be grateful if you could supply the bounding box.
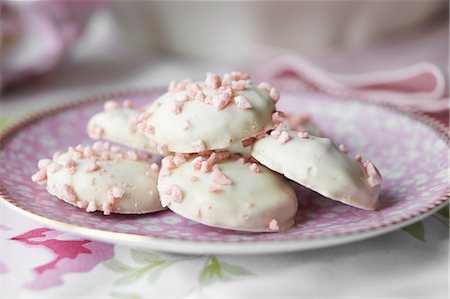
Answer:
[0,1,105,92]
[255,54,448,113]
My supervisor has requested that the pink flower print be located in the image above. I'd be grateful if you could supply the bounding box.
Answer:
[11,228,114,290]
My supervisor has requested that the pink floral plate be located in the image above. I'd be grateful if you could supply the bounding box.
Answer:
[1,88,448,255]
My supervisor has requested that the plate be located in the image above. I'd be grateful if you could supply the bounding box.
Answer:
[1,88,448,255]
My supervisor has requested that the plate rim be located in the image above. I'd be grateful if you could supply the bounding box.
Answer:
[1,86,449,254]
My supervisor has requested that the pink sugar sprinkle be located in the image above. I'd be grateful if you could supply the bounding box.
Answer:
[104,100,120,111]
[258,82,272,93]
[206,152,217,164]
[157,144,169,154]
[145,124,155,135]
[75,144,84,151]
[212,168,233,185]
[231,80,247,91]
[102,201,113,215]
[72,151,83,160]
[195,91,206,102]
[173,153,187,166]
[366,161,382,187]
[163,185,183,206]
[275,122,288,131]
[62,184,78,203]
[103,142,110,150]
[208,185,222,193]
[111,187,125,198]
[31,169,47,184]
[278,131,290,143]
[190,176,199,182]
[205,72,221,89]
[84,161,99,173]
[242,137,255,148]
[192,140,206,152]
[225,71,249,81]
[86,201,97,212]
[38,159,52,170]
[76,201,88,209]
[272,111,285,125]
[269,219,279,230]
[171,101,184,115]
[269,87,280,103]
[168,80,177,92]
[127,150,138,161]
[270,130,281,138]
[212,93,232,110]
[150,163,160,171]
[137,111,152,123]
[249,163,261,173]
[88,124,104,139]
[47,162,61,174]
[234,95,252,109]
[101,152,111,161]
[64,158,76,168]
[162,156,176,169]
[200,160,213,173]
[191,156,204,170]
[297,131,309,139]
[338,144,348,153]
[123,99,133,108]
[355,154,363,162]
[83,146,94,157]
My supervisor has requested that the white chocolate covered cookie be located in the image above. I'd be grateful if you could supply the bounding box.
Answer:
[32,142,163,215]
[87,100,158,154]
[136,72,277,154]
[157,153,298,232]
[251,131,382,210]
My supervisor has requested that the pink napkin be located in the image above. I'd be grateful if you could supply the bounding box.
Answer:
[254,54,448,114]
[0,1,105,92]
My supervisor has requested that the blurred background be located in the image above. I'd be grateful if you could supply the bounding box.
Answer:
[1,0,448,123]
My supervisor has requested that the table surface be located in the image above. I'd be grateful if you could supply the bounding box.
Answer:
[1,59,448,298]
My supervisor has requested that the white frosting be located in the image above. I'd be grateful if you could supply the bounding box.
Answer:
[45,148,163,214]
[251,132,381,210]
[143,85,275,153]
[87,108,157,154]
[225,118,324,157]
[157,156,298,232]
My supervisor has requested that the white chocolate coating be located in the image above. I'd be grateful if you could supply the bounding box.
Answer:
[252,132,381,210]
[87,108,157,154]
[158,156,298,232]
[41,145,163,214]
[143,85,275,153]
[224,118,324,157]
